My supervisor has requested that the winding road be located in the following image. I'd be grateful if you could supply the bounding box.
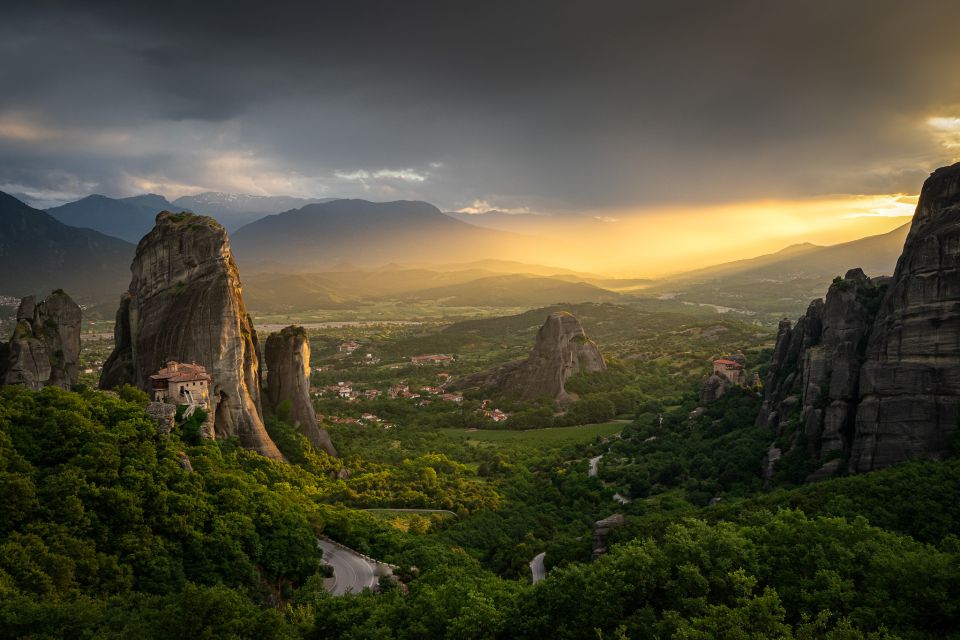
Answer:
[318,539,380,595]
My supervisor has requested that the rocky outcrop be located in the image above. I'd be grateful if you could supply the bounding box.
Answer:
[758,163,960,477]
[699,374,730,404]
[264,325,336,456]
[757,270,888,478]
[451,311,606,406]
[1,291,81,390]
[591,513,625,561]
[146,402,177,435]
[99,211,283,460]
[850,163,960,472]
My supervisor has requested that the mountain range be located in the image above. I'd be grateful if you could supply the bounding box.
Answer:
[47,194,187,243]
[171,192,338,230]
[0,188,915,318]
[229,198,510,268]
[648,222,910,317]
[0,192,134,300]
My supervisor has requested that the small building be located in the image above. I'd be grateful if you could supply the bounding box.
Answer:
[483,408,508,422]
[338,341,361,354]
[712,357,746,386]
[441,393,464,404]
[388,384,409,398]
[150,361,211,407]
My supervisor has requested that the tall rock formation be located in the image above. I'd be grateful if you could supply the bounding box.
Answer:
[851,163,960,471]
[451,311,606,406]
[758,162,960,478]
[1,291,81,390]
[99,211,283,460]
[264,325,337,456]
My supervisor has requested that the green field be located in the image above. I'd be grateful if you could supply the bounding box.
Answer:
[435,420,626,447]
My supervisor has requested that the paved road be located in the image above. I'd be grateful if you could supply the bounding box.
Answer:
[588,454,603,477]
[530,552,547,584]
[318,539,380,595]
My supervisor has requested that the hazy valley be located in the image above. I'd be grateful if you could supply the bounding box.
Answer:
[3,4,960,638]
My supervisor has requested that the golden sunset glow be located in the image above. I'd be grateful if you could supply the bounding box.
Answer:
[463,194,917,277]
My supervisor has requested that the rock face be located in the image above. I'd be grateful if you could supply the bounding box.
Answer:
[758,163,960,477]
[99,211,283,460]
[591,513,625,561]
[699,374,730,404]
[851,163,960,471]
[1,291,81,390]
[452,311,606,406]
[264,325,337,456]
[146,402,177,435]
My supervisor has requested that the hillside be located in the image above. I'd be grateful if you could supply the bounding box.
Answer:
[230,199,513,269]
[47,194,185,243]
[650,222,911,317]
[401,274,621,307]
[172,192,338,230]
[241,268,625,314]
[0,191,134,301]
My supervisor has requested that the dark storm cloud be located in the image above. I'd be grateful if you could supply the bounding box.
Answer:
[2,0,960,209]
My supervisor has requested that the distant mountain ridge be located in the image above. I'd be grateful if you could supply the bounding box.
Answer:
[651,222,912,318]
[47,193,185,243]
[230,198,511,268]
[0,192,134,301]
[673,223,909,283]
[172,192,338,230]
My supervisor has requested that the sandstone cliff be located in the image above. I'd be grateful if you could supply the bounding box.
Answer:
[1,291,81,390]
[759,163,960,478]
[99,211,283,460]
[851,163,960,471]
[451,311,606,406]
[264,325,337,456]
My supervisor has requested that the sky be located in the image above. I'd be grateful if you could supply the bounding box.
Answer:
[2,0,960,274]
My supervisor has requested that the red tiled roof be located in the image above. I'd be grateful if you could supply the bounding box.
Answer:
[150,361,211,383]
[714,359,742,367]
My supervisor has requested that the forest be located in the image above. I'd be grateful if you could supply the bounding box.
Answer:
[2,366,958,638]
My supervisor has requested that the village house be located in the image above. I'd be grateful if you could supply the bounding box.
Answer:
[482,408,508,422]
[335,382,353,399]
[338,340,361,354]
[441,393,464,404]
[363,353,381,365]
[410,354,454,366]
[364,389,381,400]
[388,383,409,398]
[150,361,211,409]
